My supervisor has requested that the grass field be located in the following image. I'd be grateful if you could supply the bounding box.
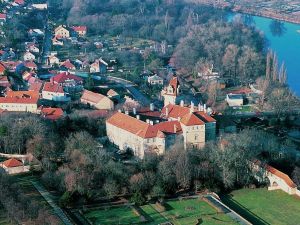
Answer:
[221,188,300,225]
[83,198,238,225]
[84,205,141,225]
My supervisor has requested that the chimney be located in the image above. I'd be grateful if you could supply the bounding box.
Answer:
[156,120,160,124]
[150,120,154,125]
[166,107,169,117]
[125,110,129,115]
[136,115,140,120]
[180,100,184,107]
[190,101,194,113]
[146,119,150,124]
[118,109,122,113]
[150,103,154,111]
[198,103,201,111]
[177,117,181,121]
[204,104,207,110]
[133,108,136,115]
[174,124,177,133]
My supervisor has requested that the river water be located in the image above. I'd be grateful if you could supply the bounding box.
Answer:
[230,14,300,96]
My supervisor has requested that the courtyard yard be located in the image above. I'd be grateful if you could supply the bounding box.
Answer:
[82,198,238,225]
[221,188,300,225]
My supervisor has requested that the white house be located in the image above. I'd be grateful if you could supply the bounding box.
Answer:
[23,51,35,61]
[148,74,163,85]
[42,82,70,102]
[48,55,60,66]
[226,94,244,107]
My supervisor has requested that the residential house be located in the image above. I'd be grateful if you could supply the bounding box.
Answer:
[0,13,6,23]
[29,81,43,93]
[106,102,216,158]
[90,58,108,73]
[0,90,39,113]
[52,36,64,46]
[51,72,83,92]
[24,61,37,71]
[0,61,6,75]
[26,43,39,53]
[23,51,35,61]
[226,94,244,107]
[71,26,87,36]
[40,107,64,120]
[148,74,163,86]
[54,25,70,39]
[80,89,114,110]
[161,76,180,106]
[60,59,75,71]
[42,81,70,102]
[22,71,36,82]
[198,64,219,80]
[32,3,48,10]
[0,76,10,88]
[107,89,120,100]
[48,55,60,66]
[0,158,29,174]
[28,29,44,37]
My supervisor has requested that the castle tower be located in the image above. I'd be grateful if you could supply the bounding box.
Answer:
[161,76,180,106]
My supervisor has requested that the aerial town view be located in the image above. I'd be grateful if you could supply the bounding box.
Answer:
[0,0,300,225]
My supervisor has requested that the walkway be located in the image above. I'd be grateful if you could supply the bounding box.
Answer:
[204,195,252,225]
[31,181,73,225]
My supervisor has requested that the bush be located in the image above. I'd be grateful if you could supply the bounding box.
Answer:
[59,191,72,207]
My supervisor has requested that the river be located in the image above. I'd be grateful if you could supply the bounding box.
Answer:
[230,14,300,96]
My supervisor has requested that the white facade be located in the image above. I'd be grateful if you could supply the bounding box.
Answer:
[42,90,70,102]
[23,52,35,61]
[226,94,244,107]
[0,102,38,113]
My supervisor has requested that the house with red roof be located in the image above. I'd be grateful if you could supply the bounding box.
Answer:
[60,59,75,71]
[0,13,7,23]
[106,101,216,158]
[54,25,70,39]
[71,26,87,36]
[0,158,29,174]
[0,90,39,113]
[0,62,6,75]
[24,61,37,71]
[0,76,11,88]
[40,107,64,120]
[42,81,70,102]
[81,89,114,110]
[50,72,83,92]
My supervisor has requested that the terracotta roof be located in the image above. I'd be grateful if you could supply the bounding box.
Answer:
[51,72,82,84]
[195,111,216,123]
[43,82,64,93]
[266,165,297,188]
[2,158,22,168]
[15,0,25,5]
[41,107,64,120]
[24,61,37,69]
[0,62,6,73]
[153,121,182,134]
[107,112,160,139]
[180,113,205,126]
[29,82,43,92]
[0,96,38,104]
[61,60,75,70]
[107,89,119,97]
[6,90,39,99]
[81,90,106,104]
[0,14,6,20]
[0,76,10,87]
[72,26,87,32]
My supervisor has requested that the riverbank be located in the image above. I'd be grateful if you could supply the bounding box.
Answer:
[186,0,300,25]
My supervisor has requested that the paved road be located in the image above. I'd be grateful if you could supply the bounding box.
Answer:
[31,181,73,225]
[107,76,151,106]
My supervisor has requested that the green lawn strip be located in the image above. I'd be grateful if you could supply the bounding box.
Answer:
[140,205,167,225]
[222,188,300,225]
[83,205,141,225]
[159,199,238,225]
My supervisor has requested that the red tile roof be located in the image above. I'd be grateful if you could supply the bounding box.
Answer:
[29,82,43,92]
[107,89,119,97]
[24,61,37,69]
[266,165,297,188]
[153,121,182,134]
[51,72,82,84]
[61,60,75,70]
[15,0,24,5]
[180,113,205,126]
[195,111,216,123]
[0,76,10,87]
[6,90,39,99]
[41,107,64,120]
[0,96,38,104]
[43,82,64,93]
[81,89,106,104]
[0,14,6,20]
[72,26,87,32]
[0,62,6,74]
[2,158,23,168]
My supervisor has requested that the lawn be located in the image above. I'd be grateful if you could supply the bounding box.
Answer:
[83,205,142,225]
[221,188,300,225]
[140,205,167,225]
[159,199,238,225]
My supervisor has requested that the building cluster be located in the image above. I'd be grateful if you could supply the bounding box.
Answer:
[106,77,216,158]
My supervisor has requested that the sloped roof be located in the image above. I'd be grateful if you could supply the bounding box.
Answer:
[267,165,297,188]
[0,14,6,20]
[81,89,106,104]
[41,107,64,120]
[24,61,37,69]
[6,90,39,99]
[51,72,82,84]
[2,158,22,168]
[107,89,119,97]
[43,82,64,93]
[180,113,205,126]
[0,62,6,73]
[29,82,43,92]
[72,26,87,32]
[169,76,179,91]
[61,60,75,69]
[153,121,182,134]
